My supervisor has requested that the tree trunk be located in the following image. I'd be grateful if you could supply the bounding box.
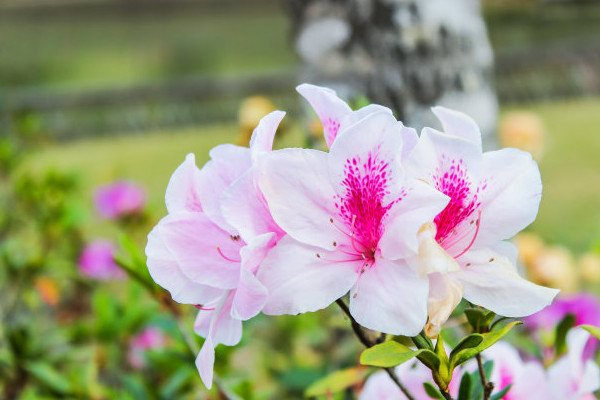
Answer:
[288,0,498,147]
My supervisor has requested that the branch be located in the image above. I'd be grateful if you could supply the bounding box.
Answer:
[476,353,495,400]
[335,299,416,400]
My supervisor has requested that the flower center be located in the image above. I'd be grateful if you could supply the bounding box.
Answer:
[334,150,397,257]
[432,157,482,254]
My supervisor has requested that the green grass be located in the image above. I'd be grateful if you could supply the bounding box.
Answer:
[20,97,600,252]
[0,6,294,89]
[517,97,600,252]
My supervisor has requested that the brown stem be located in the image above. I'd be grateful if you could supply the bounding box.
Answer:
[476,353,495,400]
[335,299,416,400]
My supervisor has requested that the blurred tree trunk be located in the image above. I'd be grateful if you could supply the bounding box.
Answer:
[287,0,498,147]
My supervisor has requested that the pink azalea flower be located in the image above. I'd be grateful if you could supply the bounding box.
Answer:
[482,341,550,400]
[526,293,600,331]
[127,327,167,369]
[257,111,449,335]
[145,111,285,388]
[94,180,146,219]
[297,84,418,156]
[403,106,559,335]
[526,293,600,359]
[547,328,600,400]
[78,239,124,280]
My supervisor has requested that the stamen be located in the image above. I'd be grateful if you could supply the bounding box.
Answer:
[194,305,216,311]
[216,246,241,263]
[455,210,482,259]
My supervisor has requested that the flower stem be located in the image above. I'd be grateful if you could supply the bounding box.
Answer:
[335,299,417,400]
[476,353,495,400]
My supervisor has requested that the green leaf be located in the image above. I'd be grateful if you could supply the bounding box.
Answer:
[581,324,600,340]
[25,362,72,394]
[304,367,369,397]
[417,350,442,371]
[360,340,436,368]
[490,383,512,400]
[449,321,521,370]
[412,331,434,350]
[465,308,496,333]
[450,334,484,359]
[555,313,576,357]
[457,371,472,400]
[483,360,494,381]
[423,382,445,399]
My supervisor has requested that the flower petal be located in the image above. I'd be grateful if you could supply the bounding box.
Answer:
[197,144,251,232]
[404,127,483,185]
[258,235,357,315]
[146,224,223,304]
[258,148,344,250]
[159,211,242,289]
[296,83,352,148]
[194,292,242,390]
[221,169,283,242]
[475,148,542,247]
[432,106,482,149]
[196,336,215,389]
[249,110,286,163]
[455,248,559,317]
[193,292,242,346]
[231,268,268,320]
[349,258,429,335]
[165,153,204,213]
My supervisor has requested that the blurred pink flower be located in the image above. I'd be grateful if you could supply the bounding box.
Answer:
[78,240,124,280]
[127,327,166,369]
[94,180,146,219]
[526,293,600,330]
[525,293,600,358]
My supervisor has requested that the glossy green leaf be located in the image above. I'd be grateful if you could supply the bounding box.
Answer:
[360,340,436,368]
[412,331,434,350]
[304,367,369,397]
[450,334,484,359]
[423,382,445,399]
[465,308,496,333]
[457,370,472,400]
[449,321,521,369]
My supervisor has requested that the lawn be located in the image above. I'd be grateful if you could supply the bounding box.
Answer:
[20,97,600,253]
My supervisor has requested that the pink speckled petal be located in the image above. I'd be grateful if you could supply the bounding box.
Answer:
[297,83,352,148]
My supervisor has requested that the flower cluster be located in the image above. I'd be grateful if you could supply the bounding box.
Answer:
[145,84,559,388]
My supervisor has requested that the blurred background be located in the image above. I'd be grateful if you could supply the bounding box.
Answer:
[1,0,600,398]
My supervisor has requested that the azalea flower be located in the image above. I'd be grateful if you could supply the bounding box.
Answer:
[94,180,146,219]
[258,110,448,335]
[145,111,285,388]
[403,106,559,336]
[79,239,124,280]
[547,328,600,400]
[482,341,550,400]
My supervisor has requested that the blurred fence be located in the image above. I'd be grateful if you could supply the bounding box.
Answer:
[2,44,599,141]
